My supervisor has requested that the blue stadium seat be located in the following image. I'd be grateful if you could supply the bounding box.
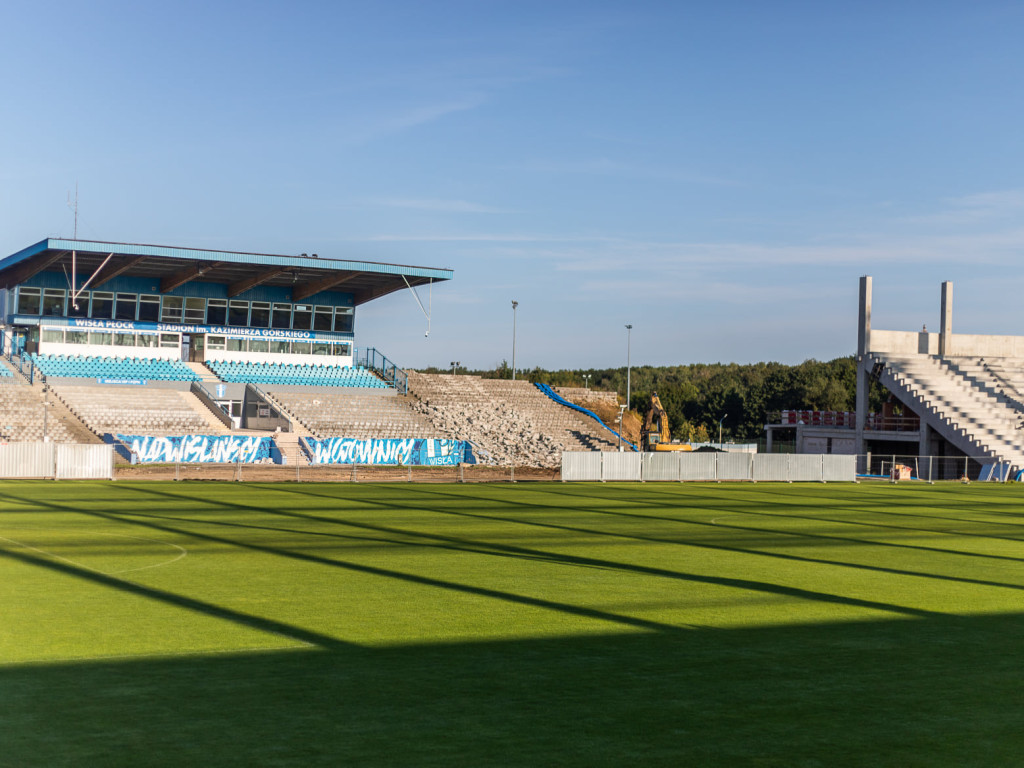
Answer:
[30,354,200,382]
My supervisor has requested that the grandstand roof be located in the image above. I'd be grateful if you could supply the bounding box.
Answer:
[0,238,453,304]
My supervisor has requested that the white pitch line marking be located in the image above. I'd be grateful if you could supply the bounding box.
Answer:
[0,534,105,574]
[0,532,188,576]
[94,532,189,574]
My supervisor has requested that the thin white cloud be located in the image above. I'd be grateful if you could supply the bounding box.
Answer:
[379,97,484,134]
[901,189,1024,226]
[366,197,510,214]
[499,157,744,187]
[575,278,845,304]
[358,233,616,243]
[329,96,486,145]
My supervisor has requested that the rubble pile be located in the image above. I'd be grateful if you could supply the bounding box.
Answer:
[409,399,566,468]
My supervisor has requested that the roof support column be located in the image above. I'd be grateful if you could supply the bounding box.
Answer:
[939,281,953,357]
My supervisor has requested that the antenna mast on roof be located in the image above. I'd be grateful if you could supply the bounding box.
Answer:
[67,183,78,239]
[67,183,80,309]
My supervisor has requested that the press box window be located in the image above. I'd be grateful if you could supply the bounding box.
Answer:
[91,292,114,319]
[115,293,138,321]
[292,304,312,330]
[332,342,352,356]
[16,287,41,315]
[269,340,289,354]
[206,336,226,351]
[89,331,113,346]
[138,295,160,323]
[292,341,311,355]
[41,329,64,344]
[137,334,157,348]
[184,297,206,324]
[66,330,88,344]
[249,339,269,353]
[115,332,136,346]
[334,307,353,333]
[161,296,183,323]
[42,289,66,317]
[249,302,271,328]
[270,303,290,331]
[159,333,180,349]
[68,291,90,318]
[206,299,227,326]
[313,306,333,332]
[226,337,246,352]
[228,301,249,326]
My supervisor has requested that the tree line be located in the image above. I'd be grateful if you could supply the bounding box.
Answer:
[426,357,882,443]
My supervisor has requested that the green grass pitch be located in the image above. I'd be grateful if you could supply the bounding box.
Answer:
[3,480,1024,766]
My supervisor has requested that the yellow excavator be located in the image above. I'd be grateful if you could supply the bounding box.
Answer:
[641,392,692,452]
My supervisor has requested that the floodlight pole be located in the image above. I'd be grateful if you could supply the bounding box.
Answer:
[511,300,518,380]
[583,373,591,391]
[625,324,632,410]
[719,413,728,450]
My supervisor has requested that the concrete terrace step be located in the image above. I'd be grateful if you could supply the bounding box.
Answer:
[874,351,1024,467]
[186,361,223,383]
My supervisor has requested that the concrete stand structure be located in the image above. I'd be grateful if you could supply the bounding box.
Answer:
[854,276,1024,475]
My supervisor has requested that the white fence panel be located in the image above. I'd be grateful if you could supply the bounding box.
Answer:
[562,452,602,481]
[679,453,718,481]
[602,452,642,481]
[642,452,680,481]
[753,454,790,482]
[0,443,54,478]
[56,444,114,479]
[788,455,825,482]
[822,455,856,482]
[565,451,856,483]
[717,452,753,481]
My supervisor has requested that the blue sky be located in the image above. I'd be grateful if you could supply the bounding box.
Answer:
[3,2,1024,370]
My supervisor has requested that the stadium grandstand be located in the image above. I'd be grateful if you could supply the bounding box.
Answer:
[0,238,448,462]
[766,276,1024,480]
[0,237,627,470]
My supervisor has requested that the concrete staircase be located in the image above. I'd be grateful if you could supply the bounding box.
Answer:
[872,352,1024,468]
[272,429,309,465]
[185,361,222,384]
[182,391,233,433]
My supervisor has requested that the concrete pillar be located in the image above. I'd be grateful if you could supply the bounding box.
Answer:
[855,276,872,456]
[858,275,872,357]
[939,281,953,356]
[919,422,933,483]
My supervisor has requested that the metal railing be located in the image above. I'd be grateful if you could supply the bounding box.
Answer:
[244,383,292,431]
[858,453,1018,482]
[1,330,42,385]
[190,381,234,429]
[357,347,408,394]
[769,411,921,432]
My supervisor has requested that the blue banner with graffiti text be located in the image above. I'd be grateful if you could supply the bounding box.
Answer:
[115,434,275,464]
[302,437,475,466]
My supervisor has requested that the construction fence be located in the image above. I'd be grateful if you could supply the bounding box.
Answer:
[0,443,114,479]
[562,451,856,483]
